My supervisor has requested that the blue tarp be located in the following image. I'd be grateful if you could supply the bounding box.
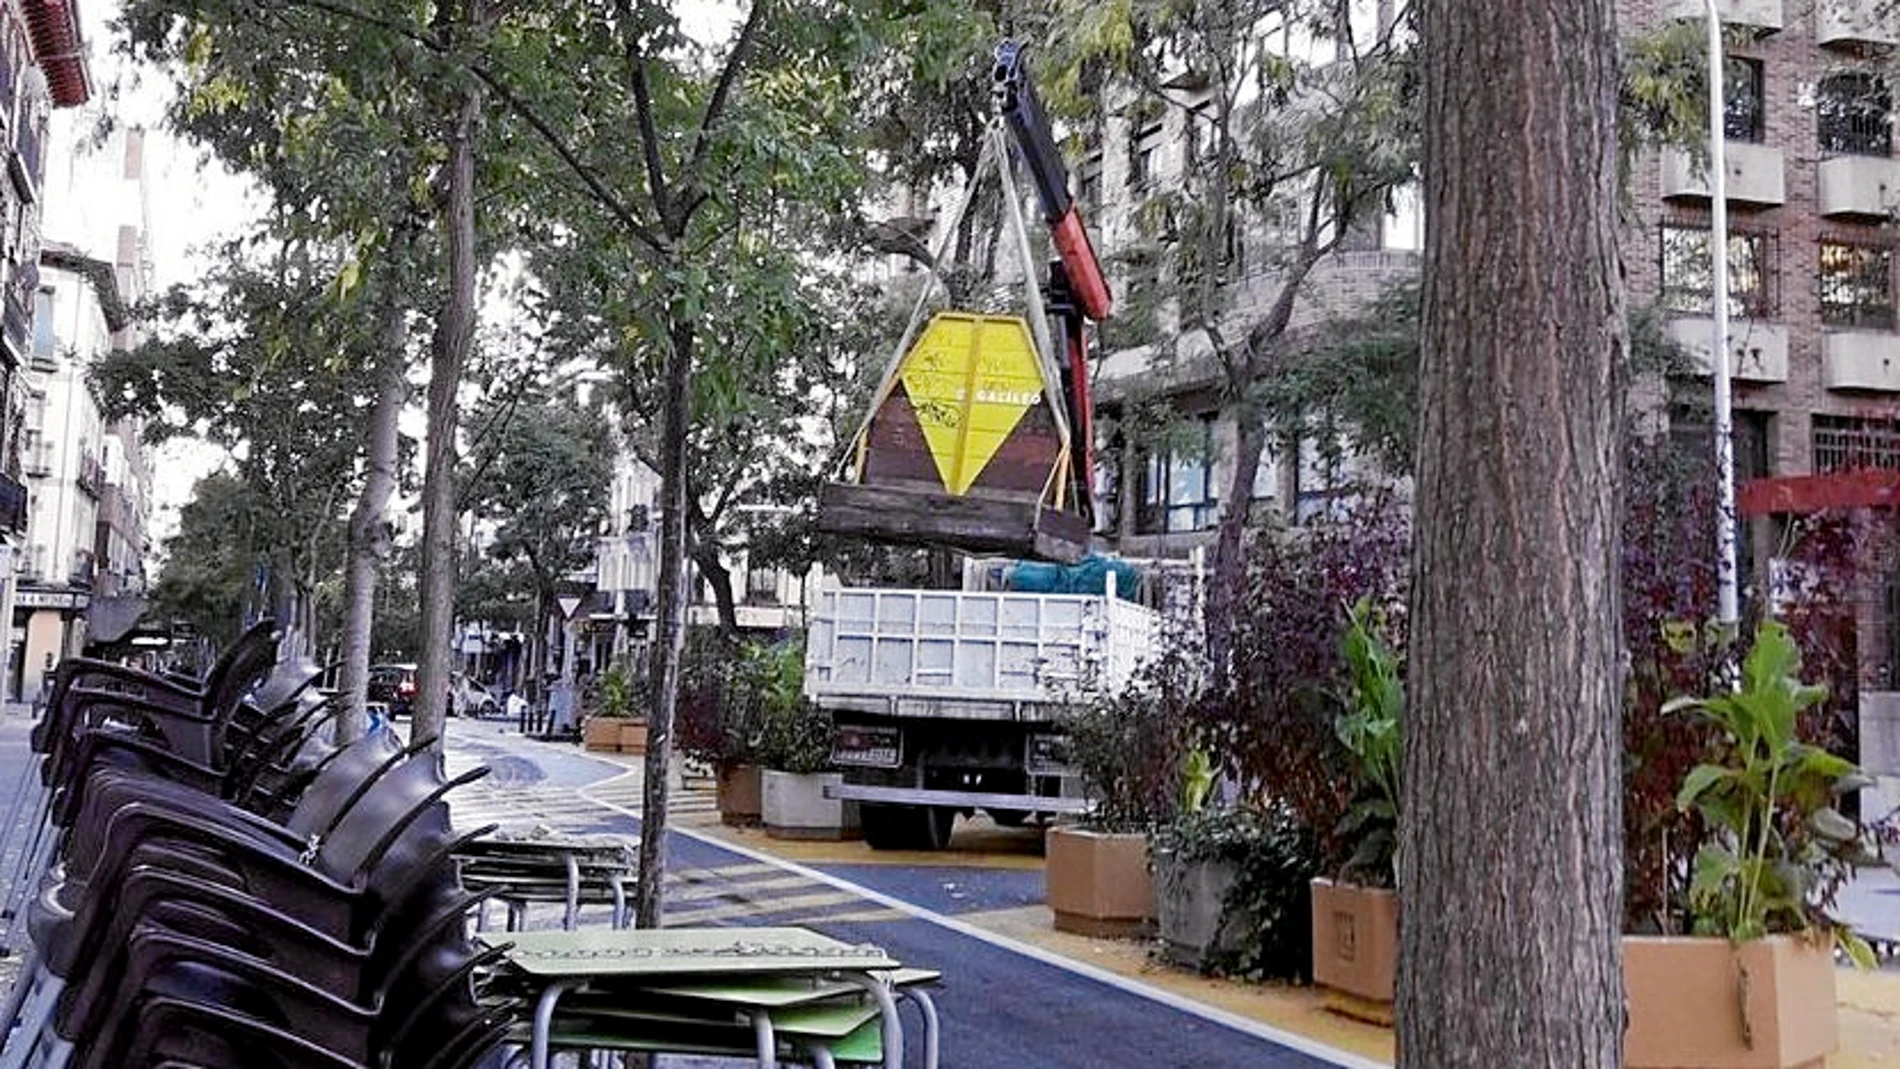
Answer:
[1002,555,1143,602]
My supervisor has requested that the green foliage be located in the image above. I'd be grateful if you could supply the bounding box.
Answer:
[598,663,635,719]
[1063,645,1197,833]
[1151,802,1320,981]
[734,639,832,775]
[1333,597,1402,888]
[1666,621,1878,966]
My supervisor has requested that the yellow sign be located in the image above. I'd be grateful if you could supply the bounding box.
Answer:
[897,312,1054,496]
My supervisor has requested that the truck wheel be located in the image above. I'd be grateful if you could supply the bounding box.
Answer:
[862,804,957,851]
[861,804,915,851]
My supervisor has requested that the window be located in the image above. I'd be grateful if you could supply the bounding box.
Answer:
[1819,240,1894,329]
[1223,216,1247,279]
[1184,102,1213,172]
[1724,58,1765,143]
[1812,414,1900,472]
[30,287,52,358]
[1135,414,1218,534]
[1077,151,1103,215]
[1128,121,1163,190]
[744,564,780,606]
[1659,225,1773,318]
[1817,72,1891,157]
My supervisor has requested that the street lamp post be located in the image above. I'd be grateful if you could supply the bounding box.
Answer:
[1705,0,1741,630]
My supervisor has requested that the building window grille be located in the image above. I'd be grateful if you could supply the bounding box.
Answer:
[744,565,781,606]
[1725,57,1766,143]
[1817,72,1892,157]
[1812,414,1900,472]
[1136,413,1218,534]
[1659,225,1774,318]
[1819,240,1895,330]
[1077,151,1103,215]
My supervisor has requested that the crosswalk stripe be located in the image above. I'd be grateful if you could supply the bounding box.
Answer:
[665,889,865,925]
[665,874,823,904]
[795,907,911,925]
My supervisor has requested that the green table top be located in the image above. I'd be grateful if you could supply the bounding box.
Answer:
[488,927,902,978]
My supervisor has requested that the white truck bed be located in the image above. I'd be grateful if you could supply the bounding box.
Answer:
[803,586,1158,710]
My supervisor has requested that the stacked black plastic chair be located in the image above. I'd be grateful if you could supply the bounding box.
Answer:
[0,623,518,1069]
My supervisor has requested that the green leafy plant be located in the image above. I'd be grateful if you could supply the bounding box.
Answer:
[596,663,635,719]
[735,639,832,775]
[1062,645,1197,834]
[1151,802,1320,981]
[1333,598,1403,888]
[1665,620,1877,966]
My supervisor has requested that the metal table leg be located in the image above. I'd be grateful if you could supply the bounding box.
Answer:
[530,979,584,1069]
[609,872,628,930]
[750,1010,780,1069]
[845,975,903,1069]
[808,1045,837,1069]
[900,989,940,1069]
[563,853,581,931]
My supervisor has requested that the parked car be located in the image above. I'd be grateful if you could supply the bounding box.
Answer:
[452,673,500,718]
[367,662,421,718]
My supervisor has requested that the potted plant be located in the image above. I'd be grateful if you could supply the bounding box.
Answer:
[741,638,856,840]
[1311,598,1402,1011]
[1626,620,1877,1069]
[1046,648,1191,938]
[593,663,647,754]
[1152,787,1318,978]
[678,633,768,825]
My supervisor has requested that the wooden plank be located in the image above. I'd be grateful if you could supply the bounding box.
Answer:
[816,481,1091,563]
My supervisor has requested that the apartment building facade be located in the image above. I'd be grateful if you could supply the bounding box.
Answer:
[0,0,89,700]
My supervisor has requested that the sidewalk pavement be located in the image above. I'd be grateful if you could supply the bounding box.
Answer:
[554,740,1900,1069]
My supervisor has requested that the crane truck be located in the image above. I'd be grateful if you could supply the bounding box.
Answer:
[807,41,1170,850]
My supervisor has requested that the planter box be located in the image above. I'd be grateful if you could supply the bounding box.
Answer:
[1154,852,1244,971]
[761,770,861,841]
[1624,934,1838,1069]
[1045,826,1153,938]
[617,721,649,755]
[1311,879,1398,1004]
[717,763,764,826]
[582,717,620,752]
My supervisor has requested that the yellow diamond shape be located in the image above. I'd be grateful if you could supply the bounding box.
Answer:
[897,313,1050,496]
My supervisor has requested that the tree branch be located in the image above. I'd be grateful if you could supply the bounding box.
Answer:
[681,0,770,203]
[626,41,673,224]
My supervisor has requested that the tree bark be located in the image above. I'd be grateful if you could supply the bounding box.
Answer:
[415,73,483,752]
[1399,2,1626,1066]
[635,318,695,929]
[1207,394,1263,672]
[338,258,411,743]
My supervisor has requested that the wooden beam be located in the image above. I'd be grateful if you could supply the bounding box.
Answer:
[816,482,1092,563]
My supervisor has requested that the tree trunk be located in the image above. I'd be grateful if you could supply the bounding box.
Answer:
[1399,2,1625,1067]
[415,78,483,752]
[636,318,695,929]
[692,540,738,635]
[338,270,411,743]
[1208,395,1264,672]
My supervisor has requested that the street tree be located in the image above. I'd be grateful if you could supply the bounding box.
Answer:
[94,247,369,646]
[1399,2,1626,1067]
[118,0,442,740]
[1049,0,1419,649]
[459,377,612,704]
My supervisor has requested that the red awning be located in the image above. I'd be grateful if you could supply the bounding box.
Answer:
[1738,469,1900,517]
[21,0,89,108]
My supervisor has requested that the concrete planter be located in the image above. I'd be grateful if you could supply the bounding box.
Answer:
[716,763,764,827]
[761,770,861,841]
[582,717,620,752]
[1624,934,1838,1069]
[1153,851,1243,970]
[617,721,649,755]
[1044,826,1153,938]
[1310,879,1398,1004]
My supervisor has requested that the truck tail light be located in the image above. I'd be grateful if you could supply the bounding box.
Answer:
[832,724,901,769]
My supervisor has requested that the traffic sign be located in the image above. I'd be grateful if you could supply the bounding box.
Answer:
[556,595,584,619]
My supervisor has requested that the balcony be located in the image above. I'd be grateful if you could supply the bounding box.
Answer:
[68,549,93,589]
[1816,0,1899,46]
[75,456,102,498]
[0,473,24,532]
[2,289,27,364]
[1660,0,1783,33]
[1665,317,1789,383]
[1823,331,1900,392]
[8,118,39,204]
[1818,154,1900,218]
[1661,143,1785,207]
